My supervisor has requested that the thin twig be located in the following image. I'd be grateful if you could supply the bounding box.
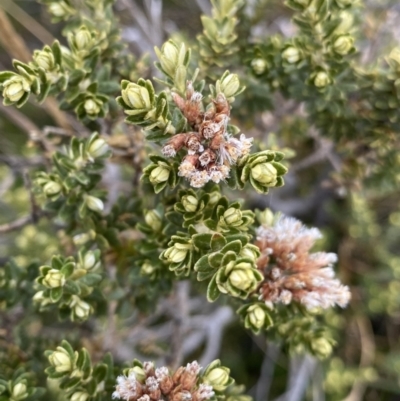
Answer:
[255,342,281,401]
[0,215,34,233]
[166,281,190,369]
[0,0,55,45]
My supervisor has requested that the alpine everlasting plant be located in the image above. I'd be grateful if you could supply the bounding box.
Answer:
[0,0,399,400]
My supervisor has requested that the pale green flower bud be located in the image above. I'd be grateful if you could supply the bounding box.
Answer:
[49,348,72,372]
[219,73,240,99]
[204,367,230,391]
[149,166,170,185]
[251,58,267,75]
[251,163,278,185]
[129,366,146,383]
[85,195,104,213]
[71,392,90,401]
[82,252,96,270]
[282,47,301,64]
[75,27,92,51]
[121,83,152,110]
[84,99,101,116]
[311,337,333,358]
[12,382,28,400]
[2,76,30,103]
[140,261,155,276]
[43,269,65,288]
[33,50,55,71]
[247,304,267,329]
[240,245,259,261]
[33,290,45,302]
[313,71,331,88]
[43,181,62,196]
[333,35,354,55]
[73,231,95,246]
[70,295,92,320]
[87,138,109,158]
[48,2,74,18]
[228,263,257,292]
[182,195,198,212]
[145,209,162,231]
[164,243,189,264]
[156,41,180,78]
[223,207,242,226]
[257,208,274,226]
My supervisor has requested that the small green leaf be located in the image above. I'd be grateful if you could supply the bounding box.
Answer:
[192,233,212,250]
[207,274,220,302]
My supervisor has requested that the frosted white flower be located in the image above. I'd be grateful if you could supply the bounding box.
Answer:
[112,372,139,400]
[196,383,215,400]
[145,376,159,392]
[186,361,201,375]
[162,144,177,157]
[155,366,169,381]
[209,165,229,183]
[178,160,196,178]
[190,171,210,188]
[256,214,351,310]
[138,395,150,401]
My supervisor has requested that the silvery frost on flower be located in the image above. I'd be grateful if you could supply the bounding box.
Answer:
[255,214,351,310]
[162,82,253,188]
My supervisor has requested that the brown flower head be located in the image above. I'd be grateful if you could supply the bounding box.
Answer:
[255,214,351,310]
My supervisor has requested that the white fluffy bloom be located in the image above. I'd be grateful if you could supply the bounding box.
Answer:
[112,372,139,400]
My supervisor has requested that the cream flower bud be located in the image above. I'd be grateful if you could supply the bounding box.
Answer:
[49,2,74,18]
[33,291,45,302]
[228,265,257,292]
[223,208,242,226]
[251,163,278,185]
[12,382,28,400]
[247,305,267,329]
[49,348,72,372]
[156,41,180,78]
[141,261,155,276]
[34,50,55,71]
[313,71,331,88]
[145,210,162,231]
[71,392,90,401]
[257,208,274,226]
[82,252,96,270]
[219,73,240,98]
[282,47,301,64]
[87,138,109,158]
[240,245,259,261]
[3,76,30,103]
[182,195,198,212]
[149,166,170,184]
[251,58,267,75]
[333,35,353,55]
[85,195,104,213]
[84,99,101,116]
[43,269,65,288]
[43,181,62,196]
[70,295,92,320]
[204,367,230,391]
[311,337,333,358]
[130,366,146,383]
[73,231,95,246]
[164,244,188,264]
[75,28,92,50]
[122,82,152,109]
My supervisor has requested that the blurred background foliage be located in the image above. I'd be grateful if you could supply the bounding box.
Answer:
[1,0,400,400]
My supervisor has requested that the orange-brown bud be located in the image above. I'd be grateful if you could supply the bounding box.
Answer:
[159,375,174,394]
[172,367,185,384]
[213,93,230,116]
[199,149,217,166]
[209,132,225,151]
[185,133,204,154]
